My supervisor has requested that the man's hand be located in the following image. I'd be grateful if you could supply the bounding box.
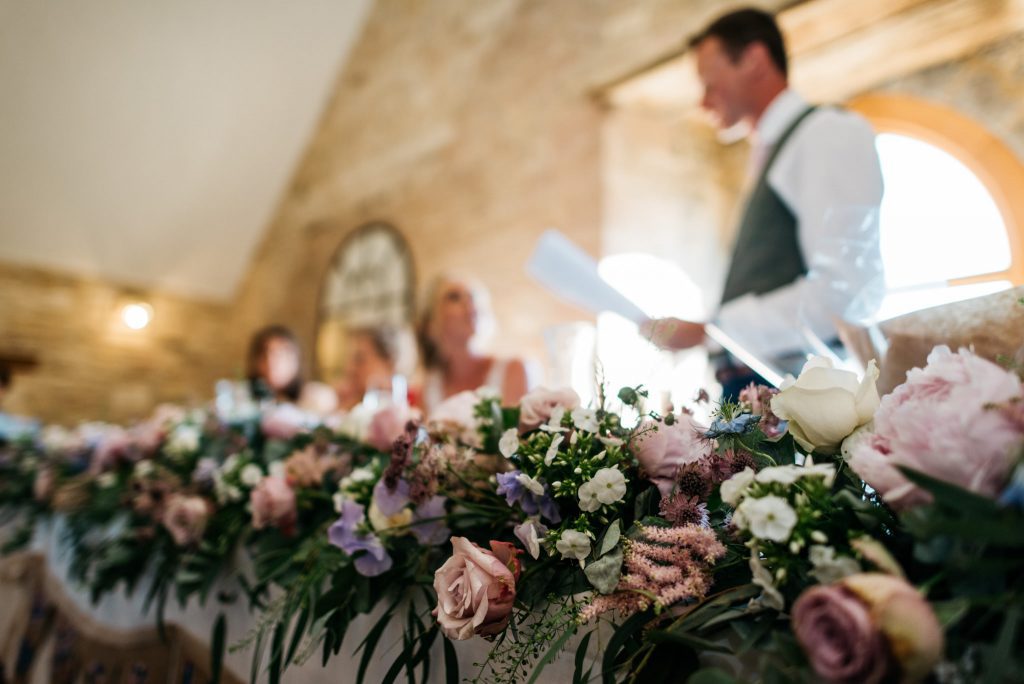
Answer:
[639,318,706,350]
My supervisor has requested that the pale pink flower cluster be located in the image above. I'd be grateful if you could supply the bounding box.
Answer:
[844,346,1024,509]
[580,524,725,622]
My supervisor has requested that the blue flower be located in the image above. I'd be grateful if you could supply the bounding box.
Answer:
[999,464,1024,509]
[496,470,561,523]
[705,413,761,439]
[328,499,393,577]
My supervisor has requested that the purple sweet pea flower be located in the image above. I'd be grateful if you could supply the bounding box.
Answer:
[328,499,393,577]
[495,470,561,523]
[373,478,411,516]
[410,495,450,545]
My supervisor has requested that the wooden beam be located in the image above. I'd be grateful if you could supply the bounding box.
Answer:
[605,0,1024,111]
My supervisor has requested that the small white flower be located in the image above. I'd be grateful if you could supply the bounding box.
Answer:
[167,424,201,455]
[332,492,347,514]
[590,450,607,463]
[227,485,243,502]
[577,481,602,512]
[340,466,376,492]
[544,435,564,466]
[499,429,520,458]
[516,473,546,496]
[808,545,861,584]
[97,472,117,489]
[514,518,548,559]
[720,467,755,506]
[754,465,803,486]
[222,454,240,474]
[269,460,286,479]
[134,460,154,478]
[590,467,627,505]
[571,407,600,433]
[239,464,264,488]
[599,436,624,448]
[748,548,785,610]
[737,495,798,542]
[540,407,568,433]
[555,530,592,562]
[570,431,579,446]
[810,530,829,544]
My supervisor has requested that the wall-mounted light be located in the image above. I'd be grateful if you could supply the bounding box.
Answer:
[121,302,154,330]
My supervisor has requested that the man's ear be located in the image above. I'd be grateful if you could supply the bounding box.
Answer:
[740,41,772,76]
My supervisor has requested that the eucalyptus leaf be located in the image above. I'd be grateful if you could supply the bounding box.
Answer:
[584,546,623,594]
[598,520,621,557]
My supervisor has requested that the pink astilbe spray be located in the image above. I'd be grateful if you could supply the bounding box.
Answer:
[580,524,725,622]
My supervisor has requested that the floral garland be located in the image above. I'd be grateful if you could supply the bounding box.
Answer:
[1,343,1023,683]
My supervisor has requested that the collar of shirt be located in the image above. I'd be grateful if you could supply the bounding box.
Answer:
[752,88,809,148]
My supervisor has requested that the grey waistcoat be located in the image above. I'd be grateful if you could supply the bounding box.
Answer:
[719,106,818,306]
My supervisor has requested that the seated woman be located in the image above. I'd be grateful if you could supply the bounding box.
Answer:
[417,274,529,415]
[246,325,337,416]
[334,326,416,410]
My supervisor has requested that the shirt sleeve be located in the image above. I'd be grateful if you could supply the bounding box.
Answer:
[715,108,885,359]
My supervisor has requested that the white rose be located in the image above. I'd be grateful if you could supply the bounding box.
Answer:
[736,495,798,542]
[555,530,591,562]
[720,467,755,506]
[499,428,520,458]
[771,357,880,454]
[239,464,264,488]
[590,468,627,505]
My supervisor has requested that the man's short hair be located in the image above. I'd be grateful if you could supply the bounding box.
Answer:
[689,8,788,77]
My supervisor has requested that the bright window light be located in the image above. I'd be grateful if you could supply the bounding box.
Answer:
[121,303,153,330]
[595,254,711,422]
[875,133,1012,320]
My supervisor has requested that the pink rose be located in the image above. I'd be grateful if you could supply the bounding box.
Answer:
[793,573,943,684]
[367,404,414,453]
[261,404,313,440]
[250,476,297,533]
[433,537,521,640]
[518,387,581,432]
[90,428,131,475]
[633,415,712,497]
[161,494,210,546]
[844,346,1024,509]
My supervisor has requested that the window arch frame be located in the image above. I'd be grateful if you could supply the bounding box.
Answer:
[848,92,1024,287]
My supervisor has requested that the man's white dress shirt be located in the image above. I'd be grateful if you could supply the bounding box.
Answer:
[715,89,885,359]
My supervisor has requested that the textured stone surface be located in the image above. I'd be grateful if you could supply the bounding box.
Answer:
[0,264,236,425]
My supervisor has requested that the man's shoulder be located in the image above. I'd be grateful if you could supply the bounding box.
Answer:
[800,104,876,138]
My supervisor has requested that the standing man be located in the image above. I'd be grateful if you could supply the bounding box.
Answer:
[643,7,884,397]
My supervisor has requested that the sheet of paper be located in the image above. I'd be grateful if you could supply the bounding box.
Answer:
[526,229,785,388]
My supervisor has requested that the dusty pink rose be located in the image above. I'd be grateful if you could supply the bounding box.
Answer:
[161,494,210,546]
[844,346,1024,509]
[250,476,297,533]
[367,404,414,453]
[433,537,521,640]
[518,387,581,432]
[793,573,942,684]
[633,414,712,497]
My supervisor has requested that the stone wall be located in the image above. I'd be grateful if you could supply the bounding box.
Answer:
[0,263,236,425]
[227,0,790,375]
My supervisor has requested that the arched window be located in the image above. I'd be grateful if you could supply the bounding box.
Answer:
[850,94,1024,320]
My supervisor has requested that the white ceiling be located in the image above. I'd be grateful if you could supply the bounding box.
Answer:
[0,0,372,301]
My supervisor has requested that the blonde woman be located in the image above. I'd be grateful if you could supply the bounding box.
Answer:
[417,274,528,414]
